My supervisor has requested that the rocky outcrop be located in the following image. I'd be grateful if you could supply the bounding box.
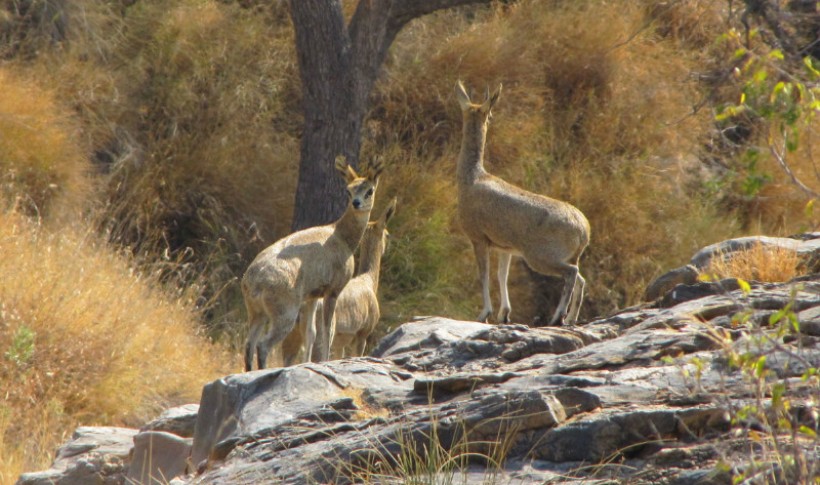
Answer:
[644,233,820,301]
[17,274,820,484]
[16,427,136,485]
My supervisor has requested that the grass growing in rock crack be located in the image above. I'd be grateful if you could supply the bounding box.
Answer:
[319,389,523,485]
[686,279,819,484]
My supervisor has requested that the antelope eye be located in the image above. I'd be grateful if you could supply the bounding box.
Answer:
[365,188,374,198]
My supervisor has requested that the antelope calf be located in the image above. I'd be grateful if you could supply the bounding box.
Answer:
[282,198,396,364]
[455,81,590,325]
[241,156,383,371]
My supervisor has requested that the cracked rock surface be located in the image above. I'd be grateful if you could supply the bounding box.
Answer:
[17,274,820,485]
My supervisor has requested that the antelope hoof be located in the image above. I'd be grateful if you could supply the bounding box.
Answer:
[497,308,511,324]
[477,310,491,323]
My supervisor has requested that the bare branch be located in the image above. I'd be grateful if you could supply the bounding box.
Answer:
[769,129,820,199]
[389,0,494,31]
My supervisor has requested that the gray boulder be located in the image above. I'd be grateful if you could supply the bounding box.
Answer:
[127,431,192,485]
[16,427,136,485]
[140,403,199,438]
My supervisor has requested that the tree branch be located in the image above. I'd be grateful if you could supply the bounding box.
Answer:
[389,0,495,28]
[769,128,820,199]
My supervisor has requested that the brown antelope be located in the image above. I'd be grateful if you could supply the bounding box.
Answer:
[282,198,396,364]
[455,81,590,325]
[241,156,383,370]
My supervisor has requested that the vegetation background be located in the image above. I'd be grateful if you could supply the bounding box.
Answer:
[0,0,817,481]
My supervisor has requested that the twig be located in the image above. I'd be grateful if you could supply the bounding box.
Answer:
[769,129,820,198]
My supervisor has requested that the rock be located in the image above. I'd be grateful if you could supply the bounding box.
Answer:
[370,317,491,358]
[140,404,199,438]
[18,260,820,485]
[644,264,700,301]
[374,318,600,372]
[689,234,820,269]
[190,360,413,468]
[127,431,192,485]
[16,454,128,485]
[16,427,136,485]
[644,234,820,302]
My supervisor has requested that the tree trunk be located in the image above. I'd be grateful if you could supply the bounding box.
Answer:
[288,0,492,232]
[289,1,357,231]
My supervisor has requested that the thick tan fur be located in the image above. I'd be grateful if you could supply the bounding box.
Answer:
[282,198,396,364]
[241,156,383,371]
[455,81,590,325]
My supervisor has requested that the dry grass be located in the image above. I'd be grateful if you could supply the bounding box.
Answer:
[341,387,391,422]
[0,68,90,219]
[15,0,302,340]
[702,242,804,283]
[0,0,814,481]
[0,209,234,484]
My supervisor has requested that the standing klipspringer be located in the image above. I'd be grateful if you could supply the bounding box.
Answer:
[281,198,397,365]
[241,156,383,371]
[454,81,590,325]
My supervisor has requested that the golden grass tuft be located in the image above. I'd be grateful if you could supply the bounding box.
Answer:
[0,68,90,219]
[0,209,234,483]
[703,242,804,283]
[341,387,390,422]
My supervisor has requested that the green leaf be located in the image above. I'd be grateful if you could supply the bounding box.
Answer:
[804,56,820,79]
[770,81,786,103]
[768,49,784,61]
[798,426,817,438]
[769,309,786,326]
[754,356,767,378]
[737,278,751,295]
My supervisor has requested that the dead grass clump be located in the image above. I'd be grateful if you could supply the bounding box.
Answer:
[69,0,302,337]
[0,209,232,483]
[341,387,390,422]
[643,0,726,49]
[0,68,90,218]
[703,242,803,283]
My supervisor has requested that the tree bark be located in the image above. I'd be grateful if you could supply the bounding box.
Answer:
[288,0,492,232]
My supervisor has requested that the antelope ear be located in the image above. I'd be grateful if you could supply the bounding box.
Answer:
[455,80,471,110]
[482,83,502,113]
[383,197,397,223]
[335,155,358,182]
[367,156,384,183]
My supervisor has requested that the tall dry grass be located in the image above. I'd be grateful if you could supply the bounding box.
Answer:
[0,68,90,219]
[0,209,233,483]
[16,0,302,340]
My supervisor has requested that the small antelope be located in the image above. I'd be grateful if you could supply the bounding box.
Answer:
[281,198,396,364]
[241,156,383,371]
[455,81,590,325]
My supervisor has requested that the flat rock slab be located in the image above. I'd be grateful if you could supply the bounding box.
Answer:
[127,431,193,485]
[16,427,136,485]
[141,403,199,438]
[190,359,413,467]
